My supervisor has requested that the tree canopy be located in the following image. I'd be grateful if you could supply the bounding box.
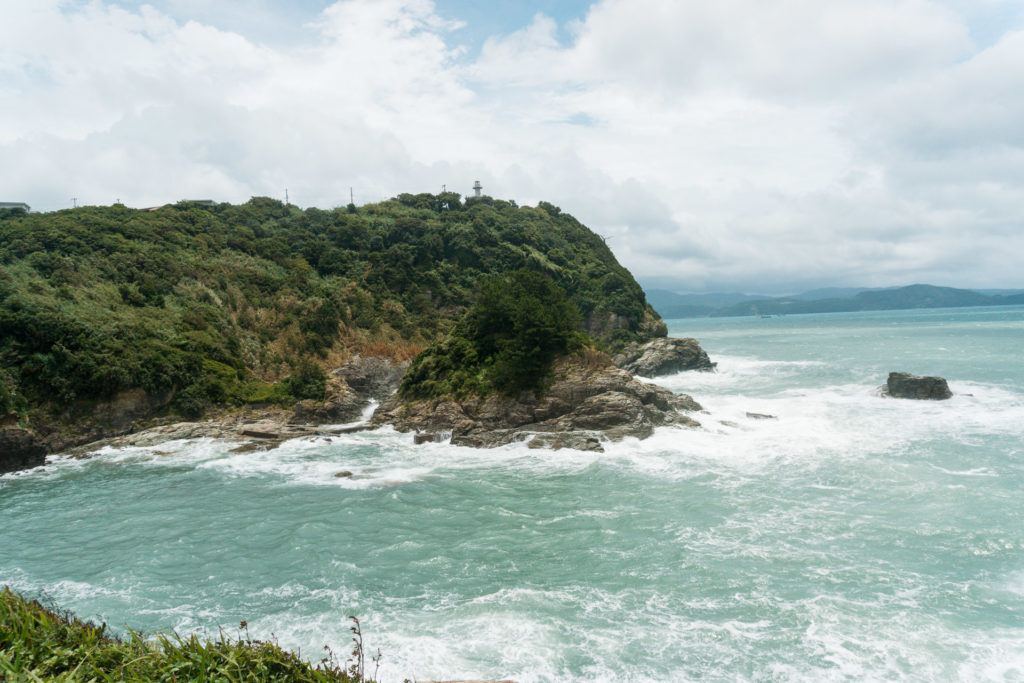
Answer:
[400,270,585,398]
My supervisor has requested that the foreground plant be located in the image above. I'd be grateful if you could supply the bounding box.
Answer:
[0,587,370,682]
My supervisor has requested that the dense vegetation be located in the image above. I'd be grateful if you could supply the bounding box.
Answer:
[0,587,365,681]
[400,270,585,398]
[0,194,657,422]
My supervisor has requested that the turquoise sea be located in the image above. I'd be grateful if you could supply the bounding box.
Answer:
[3,306,1024,681]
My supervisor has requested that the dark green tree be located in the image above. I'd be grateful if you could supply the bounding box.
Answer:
[401,270,584,398]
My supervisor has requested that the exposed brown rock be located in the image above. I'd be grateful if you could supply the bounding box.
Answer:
[334,355,409,401]
[613,337,715,377]
[372,355,701,451]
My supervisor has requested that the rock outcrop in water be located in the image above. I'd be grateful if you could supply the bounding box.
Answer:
[372,355,702,451]
[885,372,953,400]
[0,422,47,474]
[612,337,716,377]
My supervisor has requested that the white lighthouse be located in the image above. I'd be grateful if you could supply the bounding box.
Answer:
[472,180,482,198]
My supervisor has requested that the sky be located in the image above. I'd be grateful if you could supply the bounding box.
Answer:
[2,0,1023,293]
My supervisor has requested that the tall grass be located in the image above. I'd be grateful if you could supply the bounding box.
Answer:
[0,587,372,682]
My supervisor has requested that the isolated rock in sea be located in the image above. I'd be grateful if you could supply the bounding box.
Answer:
[885,372,953,400]
[0,425,48,474]
[746,412,777,420]
[372,356,702,452]
[613,337,716,377]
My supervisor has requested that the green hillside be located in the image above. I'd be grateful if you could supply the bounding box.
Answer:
[0,194,660,426]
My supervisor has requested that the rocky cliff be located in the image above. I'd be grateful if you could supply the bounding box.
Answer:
[613,337,716,376]
[372,354,702,452]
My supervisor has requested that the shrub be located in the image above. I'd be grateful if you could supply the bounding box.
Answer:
[282,359,327,401]
[401,270,585,398]
[0,587,364,681]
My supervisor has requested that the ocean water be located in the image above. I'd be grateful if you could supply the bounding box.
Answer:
[3,306,1024,682]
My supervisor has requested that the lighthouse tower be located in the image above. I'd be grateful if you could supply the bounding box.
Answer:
[472,180,482,198]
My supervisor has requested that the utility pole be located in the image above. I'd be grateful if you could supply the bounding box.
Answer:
[71,197,78,208]
[350,187,354,205]
[285,188,290,206]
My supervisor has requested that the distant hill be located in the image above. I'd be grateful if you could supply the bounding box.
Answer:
[648,284,1024,319]
[788,287,879,301]
[645,289,766,318]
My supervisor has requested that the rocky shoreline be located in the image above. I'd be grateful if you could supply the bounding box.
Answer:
[373,352,703,452]
[2,340,715,472]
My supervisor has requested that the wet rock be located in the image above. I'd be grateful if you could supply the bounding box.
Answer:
[524,431,604,452]
[334,470,354,478]
[745,412,777,420]
[0,425,48,474]
[613,337,715,377]
[230,441,280,454]
[239,428,280,440]
[413,432,445,445]
[373,355,702,451]
[885,372,953,400]
[320,424,372,435]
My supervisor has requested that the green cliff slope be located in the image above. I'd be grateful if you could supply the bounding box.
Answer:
[0,194,660,429]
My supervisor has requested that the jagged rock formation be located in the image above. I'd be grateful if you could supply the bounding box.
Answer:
[885,372,953,400]
[613,337,715,377]
[372,355,702,452]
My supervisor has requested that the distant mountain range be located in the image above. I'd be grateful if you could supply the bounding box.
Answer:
[646,284,1024,319]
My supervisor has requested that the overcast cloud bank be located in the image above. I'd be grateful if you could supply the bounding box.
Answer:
[2,0,1022,292]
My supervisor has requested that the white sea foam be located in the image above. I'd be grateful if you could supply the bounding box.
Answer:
[11,372,1021,491]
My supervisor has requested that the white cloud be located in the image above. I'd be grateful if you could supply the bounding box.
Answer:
[1,0,1022,291]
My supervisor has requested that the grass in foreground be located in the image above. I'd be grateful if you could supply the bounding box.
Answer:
[0,587,371,682]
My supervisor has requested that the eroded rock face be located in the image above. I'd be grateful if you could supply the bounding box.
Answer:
[885,372,953,400]
[0,425,47,474]
[613,337,715,377]
[372,356,702,452]
[292,379,365,424]
[335,355,409,401]
[293,356,409,424]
